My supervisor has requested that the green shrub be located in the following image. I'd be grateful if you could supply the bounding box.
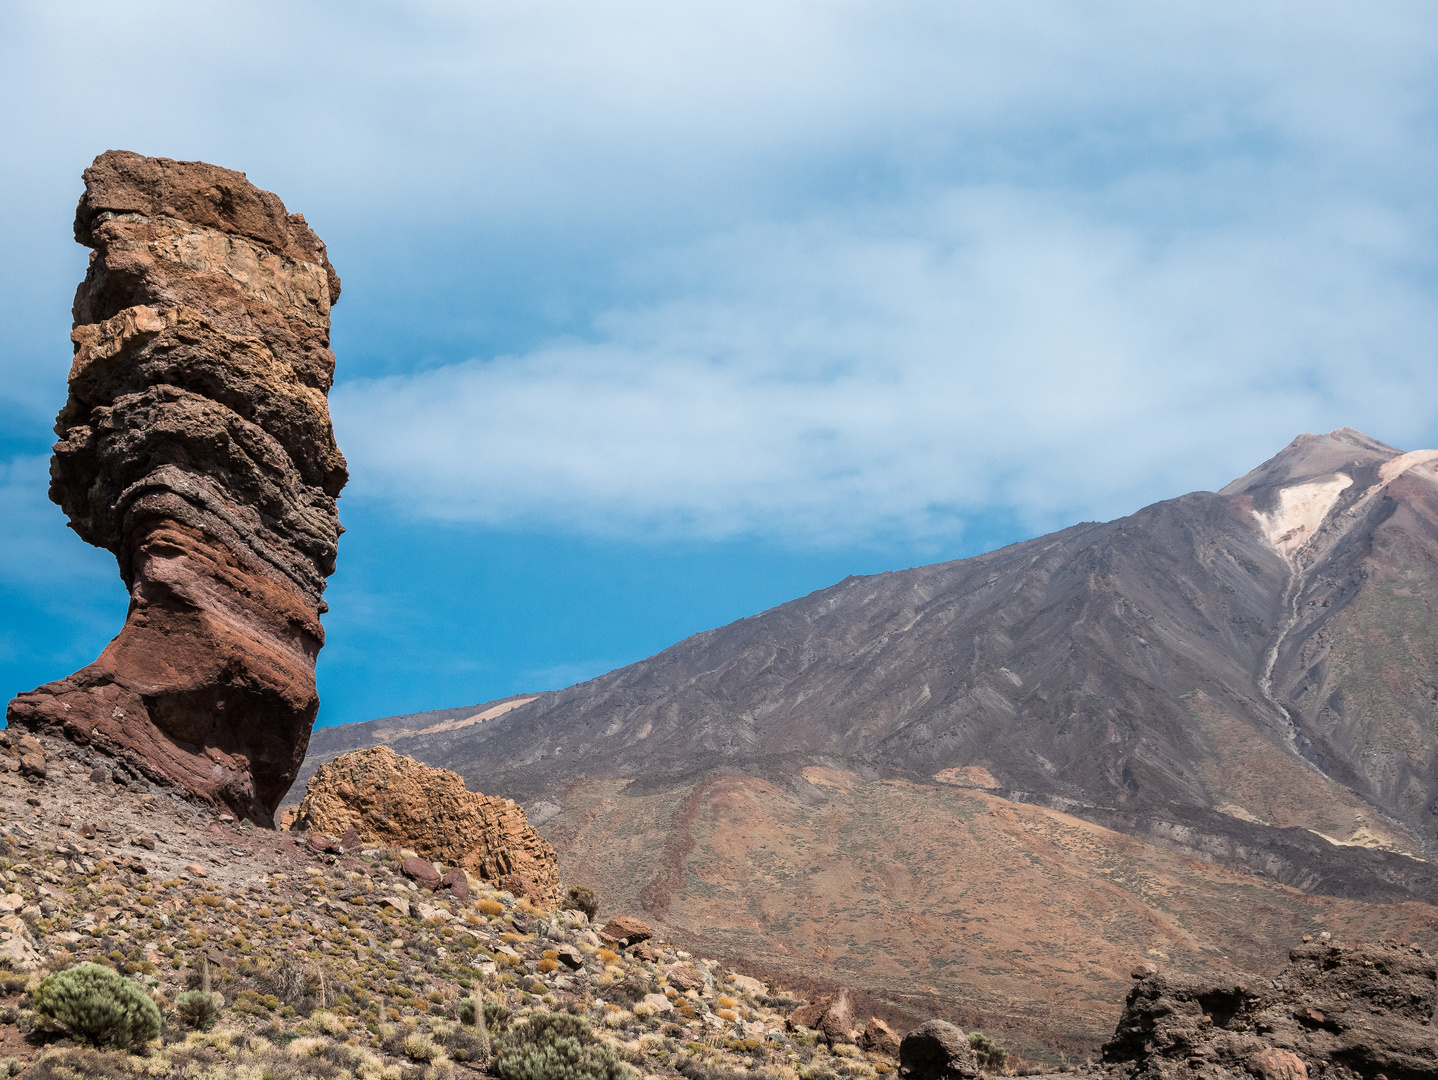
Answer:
[562,885,599,921]
[174,989,222,1029]
[31,963,161,1048]
[403,1032,441,1062]
[495,1012,635,1080]
[967,1031,1008,1073]
[484,998,513,1032]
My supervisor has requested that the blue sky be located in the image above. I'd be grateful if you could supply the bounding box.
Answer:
[4,2,1438,727]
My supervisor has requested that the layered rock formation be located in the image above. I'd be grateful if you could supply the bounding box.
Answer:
[1103,940,1438,1080]
[5,151,346,826]
[292,746,560,904]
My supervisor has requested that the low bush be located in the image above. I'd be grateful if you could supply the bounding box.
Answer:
[967,1031,1008,1074]
[32,963,162,1049]
[403,1031,441,1062]
[495,1012,635,1080]
[174,989,222,1029]
[562,885,599,921]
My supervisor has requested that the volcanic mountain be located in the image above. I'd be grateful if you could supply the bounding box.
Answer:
[300,429,1438,1053]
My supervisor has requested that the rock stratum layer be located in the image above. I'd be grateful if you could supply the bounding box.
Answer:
[292,746,560,904]
[6,150,346,826]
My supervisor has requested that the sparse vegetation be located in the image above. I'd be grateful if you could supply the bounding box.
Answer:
[0,733,907,1079]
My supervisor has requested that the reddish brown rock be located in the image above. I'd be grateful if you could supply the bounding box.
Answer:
[440,867,470,901]
[306,834,343,856]
[401,857,441,889]
[861,1017,901,1056]
[1246,1049,1308,1080]
[789,987,858,1044]
[4,151,346,826]
[293,746,560,904]
[598,916,653,946]
[666,963,704,992]
[500,872,549,902]
[338,825,363,852]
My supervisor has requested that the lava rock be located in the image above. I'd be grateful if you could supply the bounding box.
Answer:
[599,916,653,946]
[899,1019,980,1080]
[862,1017,902,1056]
[1102,940,1438,1080]
[4,150,347,827]
[440,868,470,901]
[401,856,441,889]
[293,746,559,905]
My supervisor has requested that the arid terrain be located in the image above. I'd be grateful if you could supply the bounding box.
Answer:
[301,429,1438,1054]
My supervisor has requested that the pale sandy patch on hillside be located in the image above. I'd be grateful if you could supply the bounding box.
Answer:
[932,765,1002,789]
[1379,448,1438,483]
[1310,825,1431,859]
[800,765,855,790]
[1253,474,1352,558]
[1214,802,1267,825]
[380,696,537,741]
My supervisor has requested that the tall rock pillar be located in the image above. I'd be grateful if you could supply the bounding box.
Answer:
[6,151,348,825]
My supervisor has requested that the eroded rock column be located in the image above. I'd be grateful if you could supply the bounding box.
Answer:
[6,150,347,825]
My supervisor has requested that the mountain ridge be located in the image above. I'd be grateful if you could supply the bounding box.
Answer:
[295,429,1438,1048]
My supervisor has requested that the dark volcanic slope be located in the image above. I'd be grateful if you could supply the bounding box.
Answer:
[313,429,1438,897]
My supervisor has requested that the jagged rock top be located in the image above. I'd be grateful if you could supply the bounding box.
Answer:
[74,150,340,303]
[1103,939,1437,1080]
[55,150,347,604]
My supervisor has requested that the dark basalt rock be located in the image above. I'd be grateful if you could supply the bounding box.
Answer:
[5,150,346,826]
[898,1019,980,1080]
[1102,940,1438,1080]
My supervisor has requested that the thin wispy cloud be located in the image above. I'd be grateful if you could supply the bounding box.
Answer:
[333,179,1438,542]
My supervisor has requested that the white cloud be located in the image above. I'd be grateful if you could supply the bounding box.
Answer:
[4,1,1438,545]
[333,179,1438,542]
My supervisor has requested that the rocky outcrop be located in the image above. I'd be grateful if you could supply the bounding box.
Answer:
[1102,940,1438,1080]
[5,151,346,826]
[862,1017,902,1056]
[789,988,862,1044]
[898,1020,980,1080]
[293,746,560,904]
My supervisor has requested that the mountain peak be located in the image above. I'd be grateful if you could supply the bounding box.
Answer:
[1219,428,1400,497]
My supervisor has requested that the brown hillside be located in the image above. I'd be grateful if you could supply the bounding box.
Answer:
[298,429,1438,1054]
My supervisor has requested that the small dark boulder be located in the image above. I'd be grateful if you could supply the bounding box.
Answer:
[899,1020,980,1080]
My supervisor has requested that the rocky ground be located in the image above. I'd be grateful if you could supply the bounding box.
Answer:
[0,728,1431,1080]
[0,730,931,1079]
